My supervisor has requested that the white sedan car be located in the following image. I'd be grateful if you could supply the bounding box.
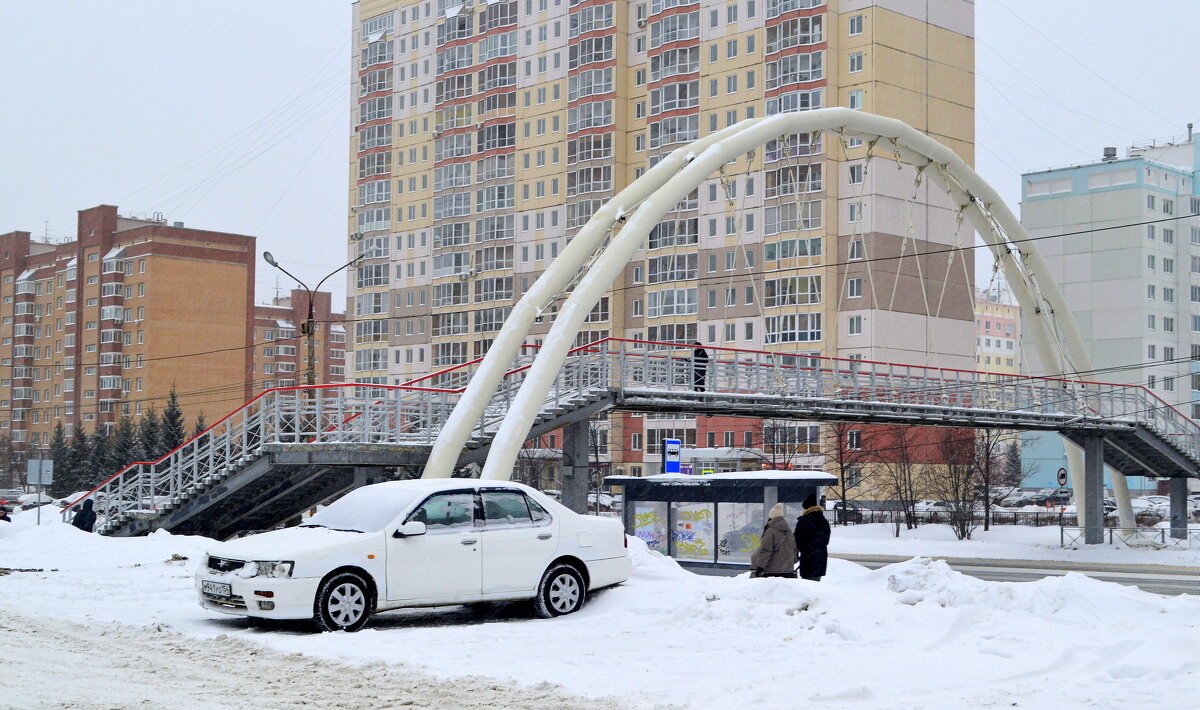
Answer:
[195,479,631,631]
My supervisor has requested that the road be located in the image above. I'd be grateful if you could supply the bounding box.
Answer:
[690,555,1200,596]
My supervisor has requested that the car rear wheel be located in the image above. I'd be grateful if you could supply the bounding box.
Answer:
[533,563,586,618]
[314,572,372,632]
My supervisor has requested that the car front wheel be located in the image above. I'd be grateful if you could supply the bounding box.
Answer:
[533,563,586,618]
[314,572,372,632]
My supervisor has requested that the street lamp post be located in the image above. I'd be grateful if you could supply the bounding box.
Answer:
[262,251,362,395]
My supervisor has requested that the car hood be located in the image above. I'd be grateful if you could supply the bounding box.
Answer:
[206,526,375,561]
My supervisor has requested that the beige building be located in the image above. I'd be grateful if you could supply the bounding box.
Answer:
[348,0,976,474]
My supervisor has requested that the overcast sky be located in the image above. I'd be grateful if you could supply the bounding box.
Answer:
[0,1,1196,307]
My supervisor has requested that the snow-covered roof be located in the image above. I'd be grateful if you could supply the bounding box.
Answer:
[276,319,295,328]
[102,246,125,260]
[16,269,35,281]
[331,324,346,332]
[607,470,838,484]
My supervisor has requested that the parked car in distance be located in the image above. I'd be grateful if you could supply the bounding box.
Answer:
[913,500,951,513]
[0,488,25,504]
[196,479,632,632]
[826,500,865,523]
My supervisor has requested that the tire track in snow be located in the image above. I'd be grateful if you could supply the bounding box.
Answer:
[1,612,632,710]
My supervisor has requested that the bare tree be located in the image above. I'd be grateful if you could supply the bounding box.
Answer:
[726,419,821,470]
[876,426,926,534]
[824,422,878,524]
[923,429,978,540]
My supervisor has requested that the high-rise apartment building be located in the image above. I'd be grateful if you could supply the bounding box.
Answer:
[0,205,346,464]
[349,0,976,475]
[1020,135,1200,490]
[974,284,1020,375]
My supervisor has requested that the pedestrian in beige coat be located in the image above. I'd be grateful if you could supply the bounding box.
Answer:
[750,503,798,578]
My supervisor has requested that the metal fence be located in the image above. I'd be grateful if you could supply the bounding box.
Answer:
[1060,526,1200,548]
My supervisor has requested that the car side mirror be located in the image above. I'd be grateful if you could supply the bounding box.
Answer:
[393,520,426,538]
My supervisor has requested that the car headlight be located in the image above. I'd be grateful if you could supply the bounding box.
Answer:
[247,561,294,578]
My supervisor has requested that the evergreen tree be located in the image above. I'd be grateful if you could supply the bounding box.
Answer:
[161,386,187,454]
[52,423,90,497]
[137,407,162,461]
[49,421,68,477]
[192,412,207,438]
[84,427,111,490]
[111,416,138,472]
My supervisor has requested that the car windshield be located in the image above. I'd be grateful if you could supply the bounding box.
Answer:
[303,487,420,533]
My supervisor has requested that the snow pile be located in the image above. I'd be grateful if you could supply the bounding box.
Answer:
[1,513,1197,709]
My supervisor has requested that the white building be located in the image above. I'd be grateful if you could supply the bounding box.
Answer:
[1020,133,1200,489]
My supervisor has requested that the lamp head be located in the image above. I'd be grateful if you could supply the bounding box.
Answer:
[263,251,278,268]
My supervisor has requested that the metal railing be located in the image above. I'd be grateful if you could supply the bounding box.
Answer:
[1061,526,1200,548]
[62,338,1200,535]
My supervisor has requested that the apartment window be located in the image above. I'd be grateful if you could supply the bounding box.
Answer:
[847,278,862,298]
[848,51,863,73]
[848,163,864,185]
[848,315,863,335]
[848,239,863,260]
[848,14,863,35]
[848,89,864,110]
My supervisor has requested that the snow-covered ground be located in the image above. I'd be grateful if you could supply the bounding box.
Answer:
[2,510,1198,709]
[830,523,1200,566]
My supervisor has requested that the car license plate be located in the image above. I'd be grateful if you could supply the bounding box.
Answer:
[202,580,232,598]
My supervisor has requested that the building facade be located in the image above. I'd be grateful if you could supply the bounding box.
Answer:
[0,205,345,465]
[974,283,1020,375]
[348,0,976,478]
[1020,135,1200,490]
[252,290,348,392]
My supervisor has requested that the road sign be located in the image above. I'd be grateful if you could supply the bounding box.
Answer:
[26,459,54,486]
[1056,467,1068,486]
[663,438,681,474]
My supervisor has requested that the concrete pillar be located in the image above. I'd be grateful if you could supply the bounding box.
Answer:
[1169,477,1188,541]
[561,420,590,514]
[763,485,778,523]
[1083,436,1105,545]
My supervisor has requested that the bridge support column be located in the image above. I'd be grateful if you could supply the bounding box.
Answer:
[1083,436,1105,544]
[561,420,590,514]
[1169,477,1188,541]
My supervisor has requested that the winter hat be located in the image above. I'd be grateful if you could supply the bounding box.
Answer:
[768,503,785,519]
[803,493,818,509]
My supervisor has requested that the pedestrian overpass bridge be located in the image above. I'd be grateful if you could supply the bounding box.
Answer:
[66,338,1199,541]
[59,108,1200,544]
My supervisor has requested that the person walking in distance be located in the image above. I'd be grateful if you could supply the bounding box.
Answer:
[691,341,709,392]
[750,503,798,578]
[794,493,830,581]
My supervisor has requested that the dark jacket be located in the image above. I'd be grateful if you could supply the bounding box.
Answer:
[0,511,10,523]
[794,506,830,579]
[750,516,798,576]
[71,499,96,533]
[692,346,709,369]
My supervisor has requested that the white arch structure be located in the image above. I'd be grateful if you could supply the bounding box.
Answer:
[420,108,1134,529]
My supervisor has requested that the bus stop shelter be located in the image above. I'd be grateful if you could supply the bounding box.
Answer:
[604,470,837,570]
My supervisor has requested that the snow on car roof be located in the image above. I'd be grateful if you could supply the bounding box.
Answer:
[368,478,534,492]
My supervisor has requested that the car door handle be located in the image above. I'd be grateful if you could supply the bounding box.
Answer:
[460,538,477,545]
[537,533,552,540]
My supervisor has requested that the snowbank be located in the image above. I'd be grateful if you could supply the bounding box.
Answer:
[1,518,1197,709]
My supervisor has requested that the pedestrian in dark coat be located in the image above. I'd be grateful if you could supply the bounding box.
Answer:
[750,503,798,578]
[794,493,830,581]
[0,506,10,522]
[691,341,709,392]
[71,499,96,533]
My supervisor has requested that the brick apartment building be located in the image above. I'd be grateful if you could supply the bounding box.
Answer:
[0,205,344,464]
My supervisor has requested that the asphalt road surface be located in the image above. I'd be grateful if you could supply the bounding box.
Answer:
[691,555,1200,596]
